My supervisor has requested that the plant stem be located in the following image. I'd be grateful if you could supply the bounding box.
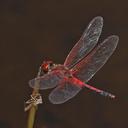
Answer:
[27,89,39,128]
[27,104,37,128]
[27,67,42,128]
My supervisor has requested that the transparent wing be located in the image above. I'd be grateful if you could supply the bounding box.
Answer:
[29,70,64,90]
[64,16,103,69]
[49,77,82,104]
[72,35,119,82]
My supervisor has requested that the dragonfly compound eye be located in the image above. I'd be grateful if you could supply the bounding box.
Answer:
[41,63,49,72]
[41,61,54,73]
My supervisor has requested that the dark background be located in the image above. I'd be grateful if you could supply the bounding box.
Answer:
[0,0,127,128]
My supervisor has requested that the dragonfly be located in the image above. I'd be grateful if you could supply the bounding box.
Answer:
[29,16,119,104]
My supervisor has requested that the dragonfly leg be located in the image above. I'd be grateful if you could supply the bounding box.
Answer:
[24,93,43,111]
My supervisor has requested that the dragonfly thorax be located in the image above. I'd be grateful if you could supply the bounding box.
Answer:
[52,64,73,78]
[40,61,72,78]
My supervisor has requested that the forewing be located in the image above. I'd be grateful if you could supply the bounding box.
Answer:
[49,77,82,104]
[64,16,103,69]
[72,35,119,82]
[29,70,64,90]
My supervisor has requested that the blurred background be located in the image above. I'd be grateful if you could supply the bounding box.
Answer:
[0,0,127,128]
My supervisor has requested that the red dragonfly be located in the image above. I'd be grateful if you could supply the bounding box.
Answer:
[29,16,119,104]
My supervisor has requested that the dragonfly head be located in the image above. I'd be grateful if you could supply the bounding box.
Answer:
[41,60,54,73]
